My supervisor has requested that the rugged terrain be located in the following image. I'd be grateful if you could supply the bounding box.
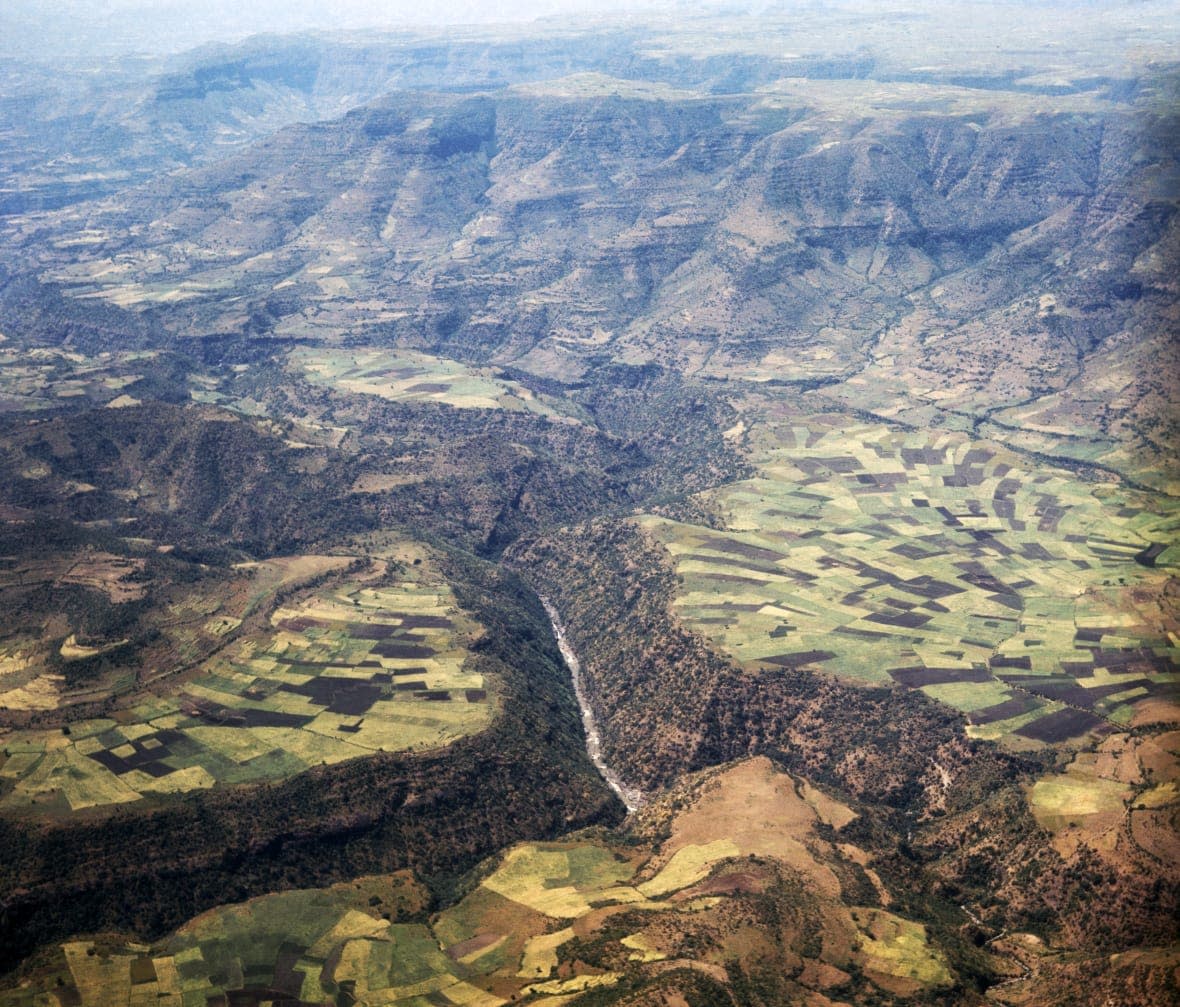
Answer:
[0,3,1177,1005]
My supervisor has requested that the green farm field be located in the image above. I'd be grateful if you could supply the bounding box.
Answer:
[0,546,492,814]
[0,344,160,413]
[290,346,583,420]
[639,413,1180,749]
[0,758,955,1007]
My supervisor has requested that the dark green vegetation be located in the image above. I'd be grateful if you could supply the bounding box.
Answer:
[0,547,620,972]
[0,3,1177,1005]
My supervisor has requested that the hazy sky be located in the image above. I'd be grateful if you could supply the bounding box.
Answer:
[2,0,681,61]
[6,1,1179,69]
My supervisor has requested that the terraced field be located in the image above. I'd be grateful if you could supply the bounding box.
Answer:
[0,553,351,717]
[1028,728,1180,863]
[639,415,1179,749]
[0,549,492,813]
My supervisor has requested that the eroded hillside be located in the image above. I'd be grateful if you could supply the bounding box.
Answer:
[0,5,1176,1005]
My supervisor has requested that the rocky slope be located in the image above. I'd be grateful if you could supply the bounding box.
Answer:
[5,61,1175,489]
[0,6,1176,1004]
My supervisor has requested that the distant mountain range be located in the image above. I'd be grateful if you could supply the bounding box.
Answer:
[0,6,1177,1005]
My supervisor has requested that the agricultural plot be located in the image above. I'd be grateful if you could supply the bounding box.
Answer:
[1029,729,1180,862]
[3,758,953,1006]
[639,418,1179,749]
[0,553,348,717]
[850,908,953,991]
[0,551,149,604]
[46,248,257,311]
[0,345,157,412]
[0,551,492,814]
[290,346,579,420]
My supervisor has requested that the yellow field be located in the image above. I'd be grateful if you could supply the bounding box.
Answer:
[636,840,739,897]
[5,757,966,1006]
[0,672,64,711]
[1030,774,1129,825]
[852,908,953,987]
[518,928,575,978]
[0,547,495,815]
[290,346,580,420]
[484,847,606,918]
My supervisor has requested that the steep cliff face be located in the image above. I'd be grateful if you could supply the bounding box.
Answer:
[509,519,1010,808]
[0,10,1176,1004]
[8,71,1173,485]
[0,545,622,973]
[508,518,1180,965]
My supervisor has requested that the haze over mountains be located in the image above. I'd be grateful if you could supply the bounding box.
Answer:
[0,3,1177,1006]
[0,0,672,60]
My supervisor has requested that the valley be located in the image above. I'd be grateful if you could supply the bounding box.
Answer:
[544,596,644,813]
[0,3,1177,1005]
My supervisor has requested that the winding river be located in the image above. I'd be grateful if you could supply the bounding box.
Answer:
[542,597,643,813]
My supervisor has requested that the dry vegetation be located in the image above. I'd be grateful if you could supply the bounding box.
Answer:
[1,757,964,1007]
[0,6,1176,1004]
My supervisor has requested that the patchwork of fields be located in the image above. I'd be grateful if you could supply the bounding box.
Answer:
[290,346,580,419]
[0,758,954,1006]
[0,554,491,814]
[0,345,157,412]
[1027,728,1180,866]
[640,417,1180,749]
[0,553,355,718]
